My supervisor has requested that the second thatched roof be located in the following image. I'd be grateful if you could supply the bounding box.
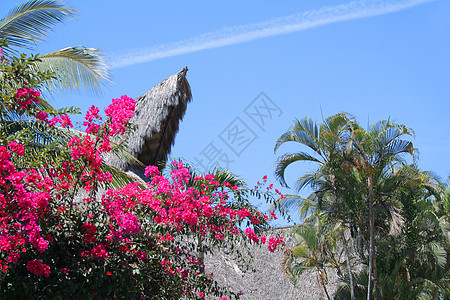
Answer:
[205,226,339,299]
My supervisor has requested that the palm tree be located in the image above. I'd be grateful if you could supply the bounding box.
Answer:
[283,213,342,300]
[392,168,448,299]
[273,113,358,299]
[274,113,352,190]
[358,166,449,300]
[348,120,415,299]
[274,114,423,299]
[0,0,111,95]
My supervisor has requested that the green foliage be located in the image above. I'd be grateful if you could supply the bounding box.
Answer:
[284,213,341,280]
[0,0,111,95]
[283,213,341,300]
[0,40,141,190]
[0,0,76,50]
[275,113,449,299]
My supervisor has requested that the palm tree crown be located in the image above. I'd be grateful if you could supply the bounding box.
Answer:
[0,0,111,95]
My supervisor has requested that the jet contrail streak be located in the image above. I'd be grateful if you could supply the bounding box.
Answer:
[110,0,434,68]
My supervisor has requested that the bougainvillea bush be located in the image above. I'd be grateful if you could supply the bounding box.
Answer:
[0,43,283,299]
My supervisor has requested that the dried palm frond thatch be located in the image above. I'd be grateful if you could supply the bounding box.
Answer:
[205,226,340,300]
[106,67,192,176]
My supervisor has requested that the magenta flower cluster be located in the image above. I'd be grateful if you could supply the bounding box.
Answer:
[0,89,284,299]
[15,87,40,109]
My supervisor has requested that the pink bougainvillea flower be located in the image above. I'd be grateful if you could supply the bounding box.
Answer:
[268,236,284,252]
[60,114,73,128]
[35,111,48,121]
[48,116,61,127]
[26,259,50,277]
[244,228,258,243]
[91,244,108,259]
[85,105,101,122]
[144,165,160,177]
[7,142,24,156]
[15,87,40,109]
[104,95,135,136]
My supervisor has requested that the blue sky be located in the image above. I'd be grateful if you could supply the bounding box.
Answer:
[1,0,449,224]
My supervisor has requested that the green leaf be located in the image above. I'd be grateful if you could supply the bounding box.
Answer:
[0,0,77,50]
[34,46,111,95]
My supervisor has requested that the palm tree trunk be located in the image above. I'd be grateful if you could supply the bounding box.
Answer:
[331,173,355,300]
[368,209,375,300]
[316,268,331,300]
[322,280,332,300]
[367,177,374,300]
[373,243,378,297]
[341,231,356,300]
[432,286,438,300]
[316,274,324,300]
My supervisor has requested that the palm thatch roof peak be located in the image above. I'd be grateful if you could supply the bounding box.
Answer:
[107,67,192,174]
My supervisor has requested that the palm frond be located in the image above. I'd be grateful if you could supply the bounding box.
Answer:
[336,267,369,298]
[274,118,320,154]
[294,172,317,191]
[429,242,447,270]
[289,260,313,280]
[291,245,309,258]
[385,204,404,236]
[325,112,353,133]
[100,163,147,189]
[383,139,414,158]
[212,168,245,188]
[0,0,76,50]
[268,194,318,220]
[274,152,321,187]
[33,47,111,95]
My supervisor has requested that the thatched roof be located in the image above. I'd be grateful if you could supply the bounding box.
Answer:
[107,67,192,174]
[205,226,339,299]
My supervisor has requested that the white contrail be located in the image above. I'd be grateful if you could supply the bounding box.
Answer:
[110,0,434,68]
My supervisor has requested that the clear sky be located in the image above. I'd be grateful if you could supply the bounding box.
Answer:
[1,0,449,224]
